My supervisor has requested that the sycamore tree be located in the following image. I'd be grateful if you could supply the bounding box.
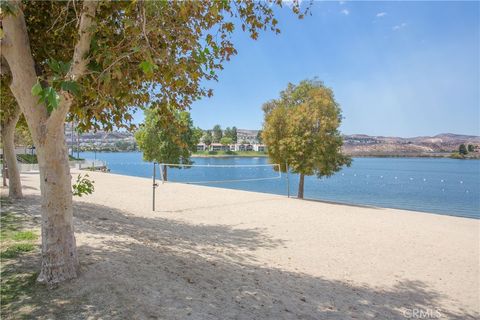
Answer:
[135,108,200,181]
[0,0,306,284]
[0,77,22,198]
[262,79,351,199]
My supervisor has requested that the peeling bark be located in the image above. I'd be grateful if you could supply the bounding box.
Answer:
[1,106,23,198]
[36,123,78,284]
[1,1,97,284]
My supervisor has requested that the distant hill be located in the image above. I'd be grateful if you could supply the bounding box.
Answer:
[68,125,480,157]
[342,133,480,157]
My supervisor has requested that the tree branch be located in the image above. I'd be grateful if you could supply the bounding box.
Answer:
[1,0,48,129]
[48,0,98,127]
[68,0,98,81]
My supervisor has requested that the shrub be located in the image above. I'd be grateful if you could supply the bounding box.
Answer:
[72,174,95,197]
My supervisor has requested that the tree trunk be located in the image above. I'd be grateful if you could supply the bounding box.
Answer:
[162,165,168,182]
[36,125,79,284]
[297,173,305,199]
[2,0,97,284]
[1,107,23,198]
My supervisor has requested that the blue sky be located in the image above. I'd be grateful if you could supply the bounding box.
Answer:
[138,1,480,137]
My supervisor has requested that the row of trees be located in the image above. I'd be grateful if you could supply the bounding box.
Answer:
[262,79,351,199]
[1,0,306,284]
[202,125,238,146]
[458,144,476,155]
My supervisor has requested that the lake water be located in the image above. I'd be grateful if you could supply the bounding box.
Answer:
[79,152,480,219]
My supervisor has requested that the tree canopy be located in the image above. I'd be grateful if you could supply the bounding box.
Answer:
[220,136,234,146]
[212,124,223,143]
[459,144,468,155]
[262,79,351,198]
[10,0,306,132]
[224,126,237,143]
[202,130,213,146]
[135,108,200,166]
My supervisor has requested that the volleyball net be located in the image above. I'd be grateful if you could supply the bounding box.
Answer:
[150,162,284,210]
[155,162,282,184]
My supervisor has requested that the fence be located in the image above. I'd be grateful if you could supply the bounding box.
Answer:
[15,160,107,173]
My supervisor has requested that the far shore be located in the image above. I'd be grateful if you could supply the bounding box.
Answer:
[70,149,480,159]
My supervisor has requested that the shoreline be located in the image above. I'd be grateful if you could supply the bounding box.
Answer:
[8,170,479,318]
[75,164,479,219]
[77,150,480,159]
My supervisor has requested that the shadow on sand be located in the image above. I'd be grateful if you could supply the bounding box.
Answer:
[2,195,477,320]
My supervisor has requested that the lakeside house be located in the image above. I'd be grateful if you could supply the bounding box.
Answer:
[196,143,267,153]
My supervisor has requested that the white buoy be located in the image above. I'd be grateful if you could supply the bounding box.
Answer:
[460,181,463,184]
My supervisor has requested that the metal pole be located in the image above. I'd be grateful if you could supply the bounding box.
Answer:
[152,162,157,211]
[71,120,74,157]
[76,124,80,159]
[286,162,290,198]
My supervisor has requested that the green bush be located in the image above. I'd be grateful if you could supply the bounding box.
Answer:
[72,174,95,197]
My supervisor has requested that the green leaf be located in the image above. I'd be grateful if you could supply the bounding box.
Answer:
[0,28,4,40]
[61,81,81,96]
[139,60,158,75]
[47,59,70,76]
[47,59,61,73]
[45,87,60,112]
[0,2,18,16]
[31,82,43,96]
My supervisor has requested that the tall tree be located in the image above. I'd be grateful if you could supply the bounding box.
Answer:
[231,126,238,143]
[256,130,263,144]
[1,0,305,283]
[202,130,213,149]
[224,127,232,139]
[135,108,199,181]
[0,79,23,198]
[459,144,468,155]
[262,79,351,199]
[212,124,223,143]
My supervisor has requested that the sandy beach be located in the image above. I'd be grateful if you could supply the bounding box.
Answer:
[3,170,479,319]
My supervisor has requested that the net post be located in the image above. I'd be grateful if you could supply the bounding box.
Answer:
[286,162,290,198]
[161,163,165,184]
[152,162,157,211]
